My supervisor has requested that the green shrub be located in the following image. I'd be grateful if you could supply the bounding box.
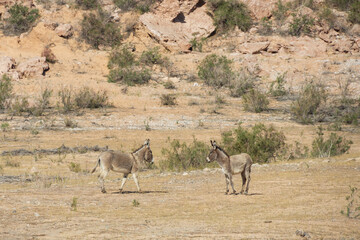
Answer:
[139,47,163,66]
[10,96,31,116]
[242,89,269,113]
[163,81,176,89]
[74,87,110,109]
[348,1,360,24]
[108,67,151,85]
[289,14,314,36]
[272,0,290,23]
[160,138,214,172]
[208,0,253,32]
[0,75,13,110]
[160,94,177,106]
[269,73,287,97]
[190,37,205,52]
[113,0,137,11]
[258,17,273,35]
[198,54,233,87]
[71,197,78,211]
[4,3,40,35]
[64,117,78,128]
[80,8,122,49]
[76,0,99,9]
[311,126,352,158]
[326,0,357,11]
[107,46,151,85]
[58,87,75,113]
[318,7,336,28]
[1,122,10,132]
[229,72,255,98]
[31,87,53,116]
[341,186,360,219]
[113,0,157,13]
[291,82,327,124]
[222,123,287,163]
[108,46,136,69]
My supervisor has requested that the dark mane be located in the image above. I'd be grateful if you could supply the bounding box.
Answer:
[216,146,230,158]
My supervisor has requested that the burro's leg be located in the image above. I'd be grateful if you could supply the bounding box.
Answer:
[244,167,251,195]
[132,172,142,192]
[240,172,246,194]
[119,173,129,193]
[224,174,230,195]
[99,169,109,193]
[228,174,236,195]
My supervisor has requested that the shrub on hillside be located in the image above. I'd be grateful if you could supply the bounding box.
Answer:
[160,94,177,106]
[311,126,353,158]
[160,138,215,172]
[258,17,273,35]
[269,73,287,97]
[221,123,287,163]
[272,0,290,24]
[348,1,360,24]
[208,0,253,32]
[197,54,233,87]
[326,0,357,11]
[318,7,336,28]
[3,3,40,35]
[74,87,110,109]
[139,47,163,66]
[0,75,13,110]
[242,89,269,113]
[291,81,327,124]
[41,46,57,64]
[80,8,122,49]
[229,72,256,98]
[289,14,315,36]
[113,0,157,13]
[76,0,99,9]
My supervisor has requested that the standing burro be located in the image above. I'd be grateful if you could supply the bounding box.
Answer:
[206,140,252,195]
[91,139,153,193]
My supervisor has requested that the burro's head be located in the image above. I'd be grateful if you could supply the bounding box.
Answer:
[143,139,153,164]
[206,140,218,163]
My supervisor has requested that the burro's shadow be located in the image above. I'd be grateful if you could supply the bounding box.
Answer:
[233,192,263,196]
[111,190,168,194]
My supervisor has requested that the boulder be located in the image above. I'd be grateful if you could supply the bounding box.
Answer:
[287,37,328,57]
[238,42,270,54]
[139,0,215,52]
[331,38,355,53]
[267,42,282,53]
[55,23,73,38]
[241,0,292,20]
[0,56,16,75]
[17,57,49,78]
[349,24,360,36]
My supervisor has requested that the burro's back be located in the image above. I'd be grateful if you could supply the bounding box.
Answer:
[99,151,133,173]
[230,153,252,175]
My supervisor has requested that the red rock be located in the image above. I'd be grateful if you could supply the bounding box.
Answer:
[17,57,49,78]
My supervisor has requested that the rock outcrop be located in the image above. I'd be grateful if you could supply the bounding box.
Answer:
[139,0,215,52]
[55,23,73,38]
[17,57,49,78]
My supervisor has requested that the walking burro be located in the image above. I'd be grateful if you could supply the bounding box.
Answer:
[207,140,252,195]
[91,139,153,193]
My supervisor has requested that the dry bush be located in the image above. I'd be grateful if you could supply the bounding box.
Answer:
[41,47,57,64]
[242,89,269,113]
[160,94,177,106]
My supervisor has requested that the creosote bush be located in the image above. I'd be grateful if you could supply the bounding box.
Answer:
[81,8,122,49]
[160,138,215,172]
[289,14,314,36]
[242,89,269,113]
[107,46,151,85]
[198,54,233,87]
[160,94,177,106]
[291,81,327,124]
[311,126,352,158]
[208,0,253,32]
[269,73,287,97]
[139,47,163,66]
[74,87,109,109]
[4,3,40,35]
[222,123,287,163]
[0,75,13,110]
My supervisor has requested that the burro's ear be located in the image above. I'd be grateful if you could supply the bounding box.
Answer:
[210,140,213,145]
[212,140,217,149]
[144,139,150,146]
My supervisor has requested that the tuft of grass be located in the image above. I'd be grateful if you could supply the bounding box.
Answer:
[75,0,99,9]
[0,75,13,110]
[71,197,78,211]
[341,186,360,219]
[69,162,81,173]
[64,118,78,128]
[132,199,140,207]
[5,158,20,168]
[163,81,176,90]
[1,123,10,132]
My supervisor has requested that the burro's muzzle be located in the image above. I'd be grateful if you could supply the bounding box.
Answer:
[206,157,211,163]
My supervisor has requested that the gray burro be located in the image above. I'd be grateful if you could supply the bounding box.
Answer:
[207,140,252,195]
[91,139,153,193]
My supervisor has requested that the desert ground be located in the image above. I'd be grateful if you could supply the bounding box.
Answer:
[1,1,360,239]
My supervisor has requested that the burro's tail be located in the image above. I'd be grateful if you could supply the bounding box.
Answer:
[91,159,100,173]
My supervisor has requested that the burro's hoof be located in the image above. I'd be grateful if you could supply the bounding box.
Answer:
[119,189,123,194]
[101,189,107,194]
[230,191,237,195]
[225,191,229,195]
[244,191,248,195]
